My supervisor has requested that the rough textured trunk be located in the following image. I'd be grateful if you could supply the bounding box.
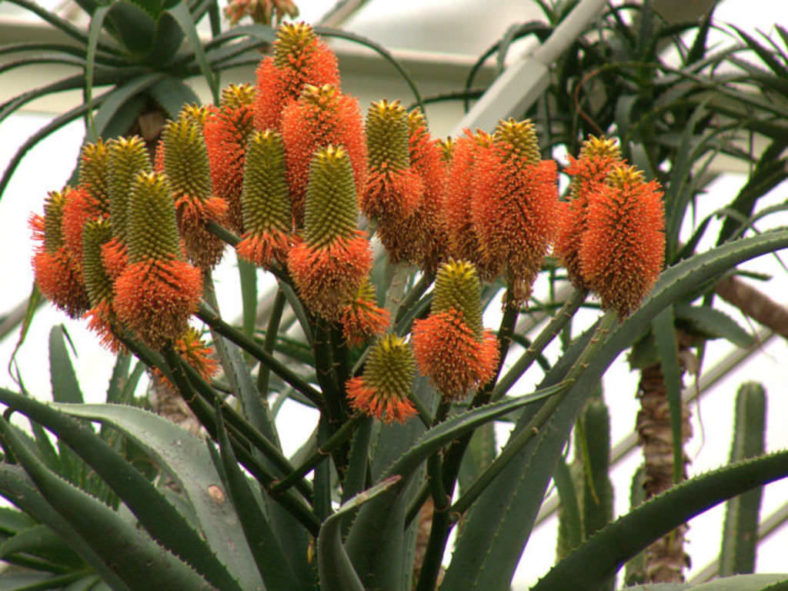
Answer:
[715,276,788,339]
[635,329,694,583]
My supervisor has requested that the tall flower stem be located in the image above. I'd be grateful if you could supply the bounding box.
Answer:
[257,288,286,396]
[196,301,323,407]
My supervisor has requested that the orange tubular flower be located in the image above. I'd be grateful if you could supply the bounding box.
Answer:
[287,146,372,321]
[162,114,228,269]
[236,130,292,268]
[254,22,340,132]
[443,130,498,280]
[411,260,499,399]
[280,84,367,227]
[31,191,90,317]
[103,136,152,280]
[555,136,623,288]
[472,119,559,305]
[174,327,220,382]
[204,84,257,232]
[580,165,665,317]
[113,172,203,349]
[346,334,416,423]
[361,100,423,230]
[340,278,390,347]
[82,219,122,351]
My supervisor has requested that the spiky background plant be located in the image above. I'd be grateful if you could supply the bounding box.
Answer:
[1,3,788,591]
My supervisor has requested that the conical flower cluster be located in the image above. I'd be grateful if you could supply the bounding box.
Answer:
[346,334,416,423]
[555,136,623,288]
[412,260,499,399]
[577,165,665,317]
[471,119,559,305]
[254,21,340,132]
[287,146,372,321]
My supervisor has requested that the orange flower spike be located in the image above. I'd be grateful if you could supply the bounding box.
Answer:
[346,334,416,423]
[287,146,372,321]
[472,119,559,305]
[162,114,228,269]
[361,100,423,227]
[31,190,90,317]
[411,260,499,399]
[236,130,292,268]
[254,22,340,132]
[204,84,257,232]
[102,136,152,280]
[580,164,665,318]
[281,84,367,227]
[175,327,220,383]
[114,172,203,349]
[82,219,123,351]
[340,278,391,347]
[443,131,497,279]
[555,136,623,288]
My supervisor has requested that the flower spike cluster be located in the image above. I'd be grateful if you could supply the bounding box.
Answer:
[555,135,623,289]
[203,84,257,232]
[578,164,665,317]
[412,260,499,399]
[113,172,203,349]
[281,84,367,227]
[346,334,416,423]
[471,119,559,305]
[161,113,228,269]
[236,130,293,268]
[340,278,390,347]
[287,146,372,321]
[254,22,340,132]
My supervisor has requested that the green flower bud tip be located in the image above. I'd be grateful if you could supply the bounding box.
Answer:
[432,259,484,339]
[126,172,182,263]
[366,99,410,171]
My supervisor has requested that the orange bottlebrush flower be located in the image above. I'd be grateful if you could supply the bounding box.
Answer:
[174,327,220,383]
[287,146,372,320]
[82,218,122,351]
[580,164,665,317]
[340,279,390,347]
[443,130,498,280]
[555,136,623,288]
[204,85,257,232]
[346,334,416,423]
[412,310,499,400]
[411,260,499,399]
[31,190,90,317]
[114,172,203,348]
[280,84,367,227]
[378,110,450,270]
[61,185,104,269]
[114,258,203,349]
[236,130,292,268]
[254,22,340,132]
[472,119,559,304]
[162,115,228,269]
[361,100,422,228]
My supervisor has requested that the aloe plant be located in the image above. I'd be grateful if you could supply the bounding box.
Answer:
[1,4,787,591]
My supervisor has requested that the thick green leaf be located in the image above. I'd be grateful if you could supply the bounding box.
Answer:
[0,417,212,590]
[533,452,788,590]
[0,523,82,567]
[652,306,684,485]
[146,13,185,65]
[93,73,165,139]
[50,402,261,590]
[84,5,112,140]
[48,326,83,404]
[167,0,218,103]
[148,76,201,120]
[441,229,788,591]
[0,391,245,591]
[209,412,297,590]
[0,464,126,590]
[553,457,582,559]
[0,507,34,534]
[319,477,401,591]
[105,1,156,54]
[674,304,755,348]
